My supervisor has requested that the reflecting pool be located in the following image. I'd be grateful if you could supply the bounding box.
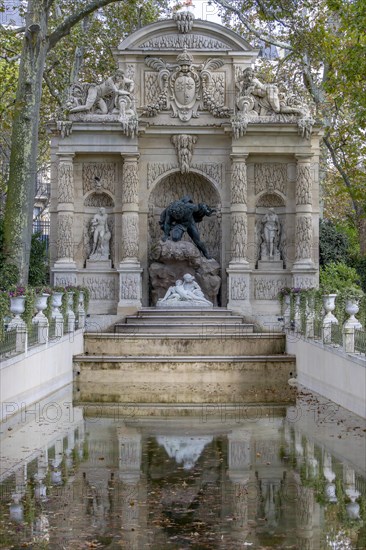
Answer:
[1,386,366,549]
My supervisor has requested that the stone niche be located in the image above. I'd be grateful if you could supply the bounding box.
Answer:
[49,9,320,322]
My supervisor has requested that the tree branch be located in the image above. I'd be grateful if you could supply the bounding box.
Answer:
[43,72,62,105]
[213,0,292,50]
[0,53,21,62]
[48,0,122,50]
[323,136,360,216]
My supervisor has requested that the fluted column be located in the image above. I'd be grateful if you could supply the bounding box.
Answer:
[53,153,77,285]
[55,154,76,265]
[227,154,252,313]
[118,154,143,313]
[227,430,251,543]
[292,154,317,289]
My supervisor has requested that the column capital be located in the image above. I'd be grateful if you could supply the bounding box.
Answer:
[121,153,140,163]
[56,153,75,161]
[230,153,249,163]
[295,153,314,162]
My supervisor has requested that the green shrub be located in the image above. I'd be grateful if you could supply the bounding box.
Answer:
[28,232,49,286]
[319,219,349,266]
[319,261,361,293]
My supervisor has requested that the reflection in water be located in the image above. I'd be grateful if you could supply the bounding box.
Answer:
[0,387,366,549]
[156,436,214,470]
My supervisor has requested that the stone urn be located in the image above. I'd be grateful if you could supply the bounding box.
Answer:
[9,295,26,318]
[345,299,362,329]
[322,294,338,324]
[324,483,337,503]
[8,295,26,329]
[66,291,76,332]
[33,293,50,321]
[9,495,24,523]
[51,292,63,319]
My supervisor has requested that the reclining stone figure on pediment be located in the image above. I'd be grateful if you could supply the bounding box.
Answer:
[233,67,314,139]
[65,69,138,137]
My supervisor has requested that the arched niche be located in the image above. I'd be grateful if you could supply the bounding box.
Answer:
[82,192,115,267]
[255,192,286,267]
[148,171,222,262]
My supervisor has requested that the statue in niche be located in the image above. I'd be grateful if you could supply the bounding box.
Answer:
[69,69,135,121]
[89,207,111,260]
[259,208,281,260]
[159,196,216,259]
[158,274,213,307]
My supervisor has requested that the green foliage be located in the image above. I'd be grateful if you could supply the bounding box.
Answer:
[28,232,49,287]
[319,262,362,294]
[21,287,35,330]
[0,218,19,287]
[319,219,349,266]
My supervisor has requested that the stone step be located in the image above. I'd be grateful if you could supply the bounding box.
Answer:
[74,356,296,405]
[136,307,235,316]
[84,333,286,356]
[114,322,254,334]
[75,354,295,363]
[123,314,247,325]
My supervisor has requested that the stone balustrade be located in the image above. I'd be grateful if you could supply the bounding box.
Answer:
[281,290,366,356]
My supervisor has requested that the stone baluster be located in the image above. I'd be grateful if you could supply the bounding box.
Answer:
[227,154,251,314]
[118,154,143,314]
[55,154,76,268]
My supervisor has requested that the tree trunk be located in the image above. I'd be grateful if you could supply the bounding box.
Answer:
[3,0,49,285]
[357,216,366,257]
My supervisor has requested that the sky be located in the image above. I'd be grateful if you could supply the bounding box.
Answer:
[176,0,222,23]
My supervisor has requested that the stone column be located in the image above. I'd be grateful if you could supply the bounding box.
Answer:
[53,154,77,285]
[118,155,143,314]
[227,154,252,314]
[292,155,317,289]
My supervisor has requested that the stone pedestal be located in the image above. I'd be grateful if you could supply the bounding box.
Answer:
[258,260,283,270]
[117,262,143,315]
[86,259,112,270]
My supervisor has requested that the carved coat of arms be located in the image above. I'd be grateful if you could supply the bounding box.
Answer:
[143,49,230,121]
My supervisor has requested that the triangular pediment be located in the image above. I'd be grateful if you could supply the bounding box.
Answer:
[118,18,256,53]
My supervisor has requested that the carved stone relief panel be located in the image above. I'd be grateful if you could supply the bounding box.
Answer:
[231,213,247,261]
[208,72,225,107]
[296,163,312,205]
[120,274,140,301]
[57,214,73,260]
[292,275,317,289]
[82,163,116,195]
[171,134,197,174]
[58,162,74,203]
[147,162,223,189]
[148,172,221,262]
[231,163,247,205]
[254,277,289,300]
[139,34,230,50]
[254,164,287,195]
[230,277,248,300]
[295,216,313,260]
[82,275,117,300]
[84,192,114,208]
[54,274,77,287]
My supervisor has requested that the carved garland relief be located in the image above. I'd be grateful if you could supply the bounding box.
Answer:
[231,213,247,261]
[254,278,289,300]
[58,161,74,203]
[82,163,116,196]
[147,162,223,189]
[57,214,73,260]
[82,276,116,300]
[231,163,247,205]
[121,215,139,259]
[296,163,312,205]
[122,162,139,204]
[254,164,287,195]
[295,216,313,260]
